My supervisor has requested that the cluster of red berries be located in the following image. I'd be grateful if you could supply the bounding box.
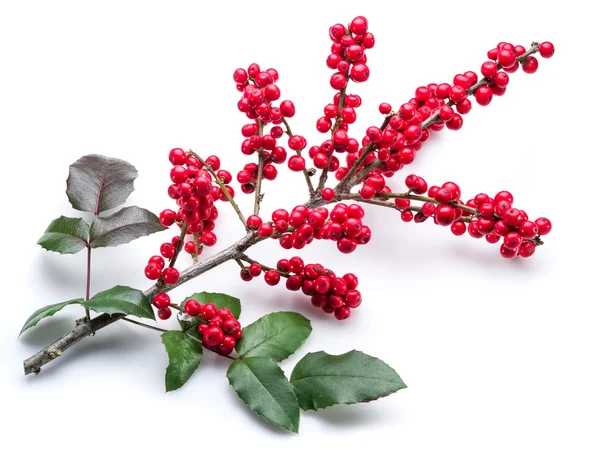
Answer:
[305,16,374,172]
[332,40,554,191]
[395,175,552,258]
[244,203,370,254]
[144,148,231,286]
[240,256,361,320]
[183,300,242,355]
[233,64,309,188]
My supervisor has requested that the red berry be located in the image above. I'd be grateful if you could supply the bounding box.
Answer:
[499,244,518,259]
[184,299,202,317]
[184,241,196,254]
[345,289,362,308]
[494,190,514,204]
[169,148,187,166]
[334,306,351,320]
[398,210,412,222]
[314,276,331,294]
[203,327,224,346]
[475,86,493,106]
[518,241,536,258]
[497,49,516,68]
[202,231,217,246]
[519,221,538,239]
[481,61,498,79]
[217,308,233,320]
[539,42,554,58]
[158,308,172,320]
[159,209,176,227]
[503,231,523,250]
[451,221,467,236]
[288,155,306,172]
[144,263,161,280]
[160,242,176,259]
[521,56,539,74]
[535,217,552,235]
[504,208,523,226]
[337,236,358,254]
[209,316,223,328]
[435,205,455,226]
[257,223,274,238]
[350,64,370,83]
[223,319,241,334]
[264,270,281,286]
[449,85,466,103]
[148,255,165,269]
[162,267,180,284]
[349,16,368,35]
[321,188,335,202]
[246,214,263,230]
[153,293,171,309]
[330,72,348,90]
[199,303,217,320]
[446,113,463,130]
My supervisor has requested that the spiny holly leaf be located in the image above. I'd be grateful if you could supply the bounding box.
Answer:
[227,357,300,433]
[183,292,241,319]
[235,312,311,362]
[290,350,406,411]
[37,216,89,254]
[89,206,166,248]
[161,331,203,392]
[85,285,154,320]
[19,299,83,337]
[66,154,138,214]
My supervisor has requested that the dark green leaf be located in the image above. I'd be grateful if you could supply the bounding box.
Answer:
[290,350,406,411]
[183,292,241,319]
[236,312,311,362]
[19,299,83,336]
[66,154,138,214]
[85,285,154,320]
[89,206,166,248]
[37,216,89,254]
[227,357,300,433]
[161,331,203,392]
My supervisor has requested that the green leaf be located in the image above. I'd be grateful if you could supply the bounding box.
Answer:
[66,154,138,214]
[19,299,83,336]
[227,357,300,433]
[183,292,241,319]
[89,206,166,248]
[290,350,406,411]
[37,216,89,254]
[161,331,204,392]
[85,285,154,320]
[236,312,311,362]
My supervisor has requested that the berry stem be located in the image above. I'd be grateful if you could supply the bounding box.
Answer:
[122,317,169,333]
[238,254,290,278]
[168,222,188,269]
[122,317,238,360]
[281,117,315,196]
[188,151,247,228]
[338,115,392,189]
[253,119,265,216]
[192,233,200,264]
[317,85,348,192]
[339,191,480,216]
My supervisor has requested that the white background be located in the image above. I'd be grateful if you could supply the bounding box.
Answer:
[1,1,599,448]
